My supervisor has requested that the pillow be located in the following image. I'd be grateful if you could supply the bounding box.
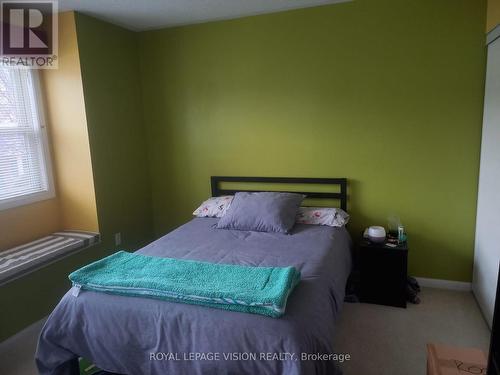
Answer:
[216,192,304,234]
[193,196,234,218]
[296,207,349,227]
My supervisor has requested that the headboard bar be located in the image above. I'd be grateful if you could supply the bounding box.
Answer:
[210,176,348,211]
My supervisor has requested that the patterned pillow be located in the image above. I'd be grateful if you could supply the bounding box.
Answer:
[193,196,234,218]
[296,207,349,227]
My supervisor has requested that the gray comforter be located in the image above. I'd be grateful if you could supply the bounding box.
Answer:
[36,218,352,375]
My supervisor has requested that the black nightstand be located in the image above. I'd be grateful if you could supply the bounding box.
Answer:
[358,239,408,308]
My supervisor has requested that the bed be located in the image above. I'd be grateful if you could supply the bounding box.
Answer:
[36,177,352,375]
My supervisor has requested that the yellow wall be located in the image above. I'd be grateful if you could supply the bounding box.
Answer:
[41,11,99,232]
[0,12,99,251]
[487,0,500,32]
[0,200,60,250]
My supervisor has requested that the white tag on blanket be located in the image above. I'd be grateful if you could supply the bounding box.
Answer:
[72,284,81,297]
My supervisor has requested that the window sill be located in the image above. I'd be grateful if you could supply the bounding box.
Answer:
[0,189,56,212]
[0,230,100,286]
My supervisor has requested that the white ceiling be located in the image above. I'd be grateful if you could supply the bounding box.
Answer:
[58,0,351,31]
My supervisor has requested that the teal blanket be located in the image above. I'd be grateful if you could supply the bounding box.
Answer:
[69,251,301,318]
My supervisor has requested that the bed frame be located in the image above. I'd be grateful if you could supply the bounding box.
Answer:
[210,176,348,211]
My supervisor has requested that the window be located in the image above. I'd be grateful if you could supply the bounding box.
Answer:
[0,67,54,210]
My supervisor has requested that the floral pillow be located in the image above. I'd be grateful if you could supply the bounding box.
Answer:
[296,207,349,227]
[193,196,234,218]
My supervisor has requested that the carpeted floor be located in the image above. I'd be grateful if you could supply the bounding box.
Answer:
[334,287,491,374]
[0,287,491,375]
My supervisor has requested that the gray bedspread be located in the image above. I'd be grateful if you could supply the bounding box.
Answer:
[36,218,352,375]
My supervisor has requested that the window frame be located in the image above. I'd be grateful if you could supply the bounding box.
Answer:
[0,68,55,211]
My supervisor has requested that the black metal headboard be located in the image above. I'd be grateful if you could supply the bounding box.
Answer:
[210,176,347,211]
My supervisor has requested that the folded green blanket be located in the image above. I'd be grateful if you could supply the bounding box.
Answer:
[69,251,301,318]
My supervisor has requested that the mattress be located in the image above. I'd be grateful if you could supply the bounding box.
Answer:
[36,218,352,375]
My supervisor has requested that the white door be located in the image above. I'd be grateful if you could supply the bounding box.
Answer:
[473,35,500,328]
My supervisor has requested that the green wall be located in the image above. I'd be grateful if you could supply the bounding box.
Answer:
[139,0,486,282]
[75,13,154,250]
[0,14,154,341]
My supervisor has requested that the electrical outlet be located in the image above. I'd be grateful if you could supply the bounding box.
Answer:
[114,232,122,246]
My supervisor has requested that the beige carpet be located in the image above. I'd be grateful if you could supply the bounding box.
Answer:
[0,287,491,375]
[334,287,491,375]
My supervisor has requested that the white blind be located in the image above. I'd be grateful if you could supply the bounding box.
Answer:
[0,67,50,202]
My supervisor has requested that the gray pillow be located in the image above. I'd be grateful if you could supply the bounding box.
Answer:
[216,192,304,234]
